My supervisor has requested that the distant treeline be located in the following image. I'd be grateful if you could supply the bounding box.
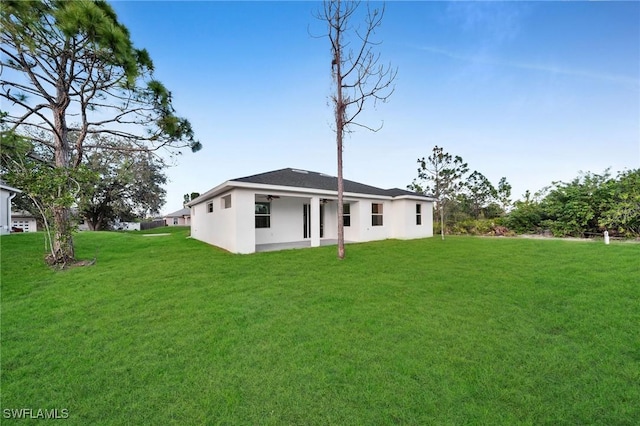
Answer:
[506,169,639,238]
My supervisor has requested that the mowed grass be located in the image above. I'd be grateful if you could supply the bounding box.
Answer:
[1,227,639,425]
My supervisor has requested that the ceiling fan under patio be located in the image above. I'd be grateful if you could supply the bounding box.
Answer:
[266,195,280,201]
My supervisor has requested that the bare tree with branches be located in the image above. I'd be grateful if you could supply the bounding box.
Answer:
[317,0,397,259]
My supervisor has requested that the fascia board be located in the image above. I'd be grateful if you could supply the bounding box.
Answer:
[186,181,233,207]
[392,195,437,202]
[0,183,22,193]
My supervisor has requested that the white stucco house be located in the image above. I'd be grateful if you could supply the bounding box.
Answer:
[187,168,435,254]
[1,181,22,235]
[164,208,191,226]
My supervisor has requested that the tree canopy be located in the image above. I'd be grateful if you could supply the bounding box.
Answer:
[507,169,640,237]
[78,147,167,231]
[1,0,200,161]
[409,145,469,239]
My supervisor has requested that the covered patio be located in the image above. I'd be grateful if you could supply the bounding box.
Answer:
[255,239,354,253]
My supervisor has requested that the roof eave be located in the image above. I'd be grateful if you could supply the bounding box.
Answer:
[186,180,235,207]
[0,183,22,193]
[392,194,437,201]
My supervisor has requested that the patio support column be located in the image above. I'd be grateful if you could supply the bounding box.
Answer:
[311,196,320,247]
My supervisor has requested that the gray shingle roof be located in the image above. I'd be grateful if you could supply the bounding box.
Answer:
[385,187,423,197]
[165,208,190,217]
[231,168,430,198]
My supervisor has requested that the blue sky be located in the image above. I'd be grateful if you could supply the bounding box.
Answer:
[109,1,640,214]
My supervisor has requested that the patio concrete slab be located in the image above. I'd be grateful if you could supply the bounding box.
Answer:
[255,239,351,253]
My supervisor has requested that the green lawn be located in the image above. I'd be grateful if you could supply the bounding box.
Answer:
[1,228,638,425]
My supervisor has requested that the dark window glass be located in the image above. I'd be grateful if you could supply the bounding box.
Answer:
[255,202,271,228]
[372,203,383,226]
[343,203,350,227]
[255,202,270,215]
[255,216,270,228]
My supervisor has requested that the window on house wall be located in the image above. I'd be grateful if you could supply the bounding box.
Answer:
[416,204,422,225]
[207,201,213,213]
[173,218,178,225]
[255,202,271,228]
[343,203,351,227]
[371,203,383,226]
[222,194,231,209]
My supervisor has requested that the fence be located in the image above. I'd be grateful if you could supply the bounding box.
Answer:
[140,220,166,231]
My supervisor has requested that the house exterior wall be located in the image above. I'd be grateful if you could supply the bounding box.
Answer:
[322,201,338,240]
[1,187,19,235]
[355,199,393,242]
[343,200,360,242]
[255,196,306,245]
[1,189,11,235]
[254,196,337,246]
[233,189,255,254]
[420,201,434,238]
[190,191,237,252]
[390,200,434,239]
[188,183,434,254]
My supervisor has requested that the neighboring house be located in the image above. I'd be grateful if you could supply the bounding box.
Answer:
[11,210,38,232]
[77,218,91,231]
[164,208,191,226]
[0,181,22,235]
[188,168,435,254]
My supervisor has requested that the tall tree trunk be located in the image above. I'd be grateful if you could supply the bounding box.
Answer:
[50,92,76,264]
[87,216,98,231]
[440,203,445,241]
[49,205,75,265]
[334,2,345,260]
[323,0,395,259]
[337,132,345,259]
